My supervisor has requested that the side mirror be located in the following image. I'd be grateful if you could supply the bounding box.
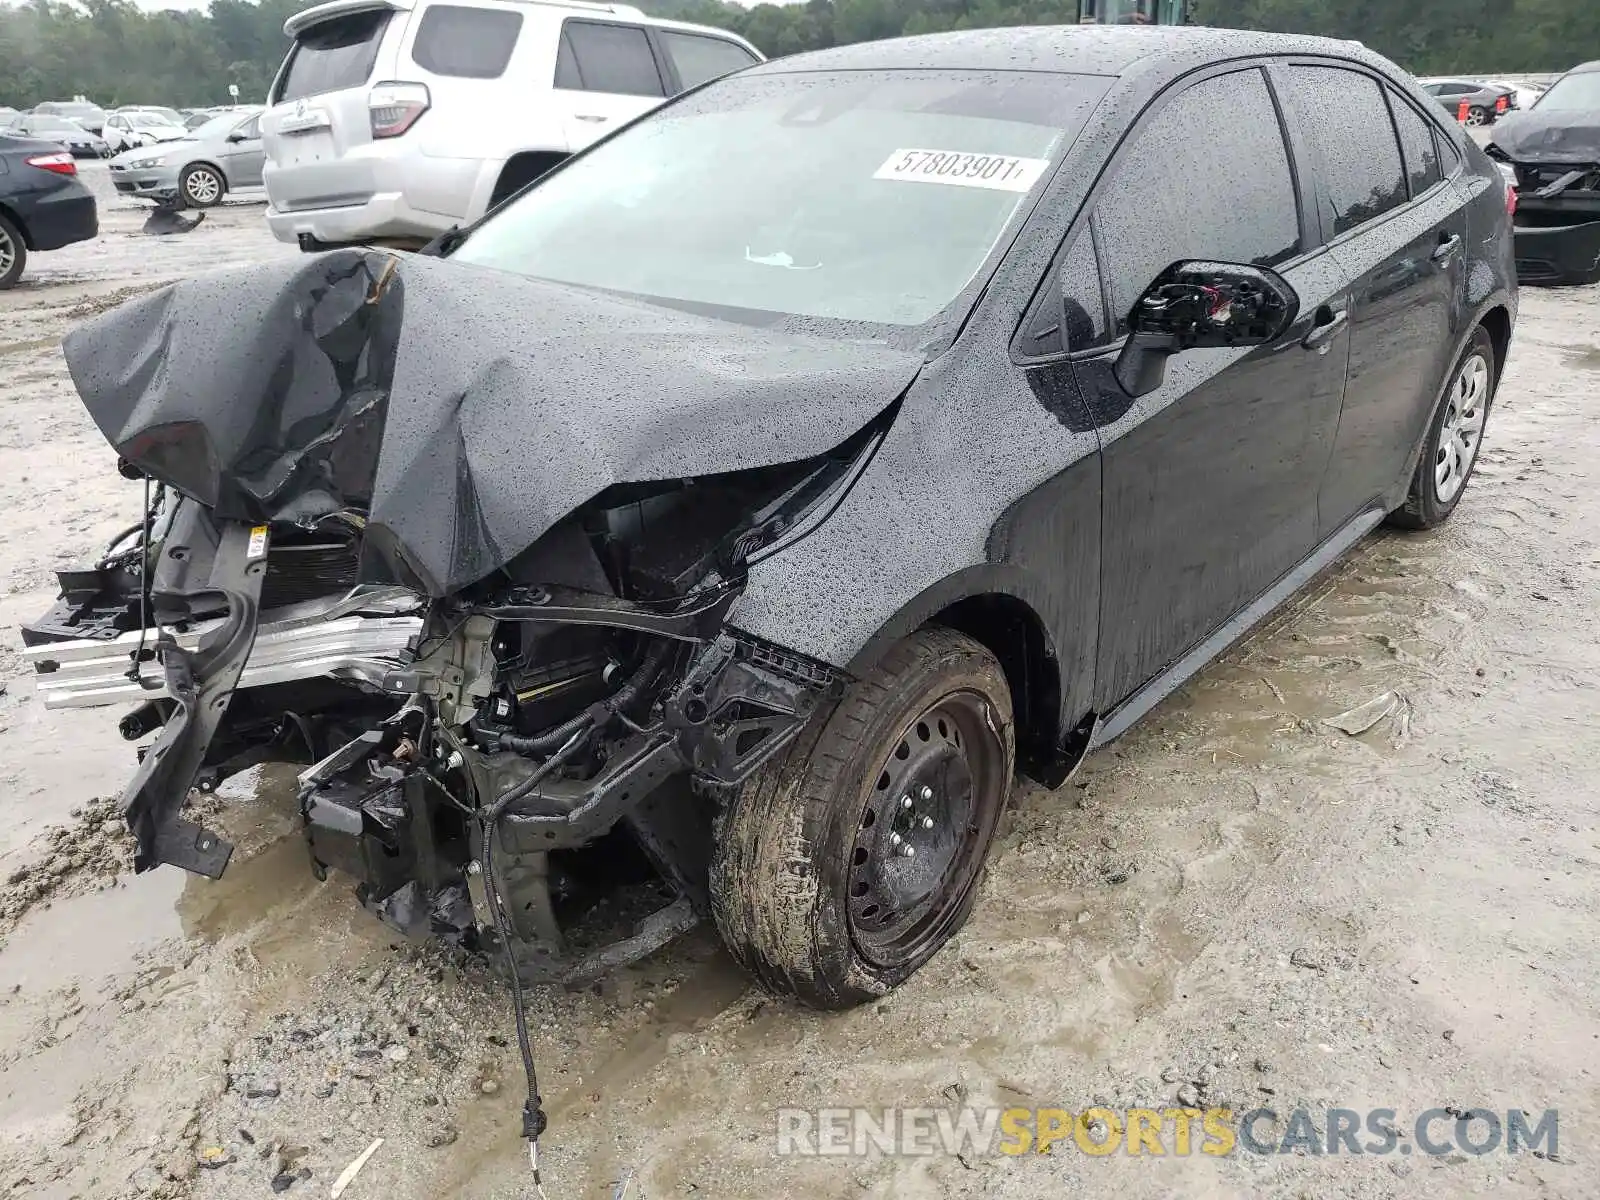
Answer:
[1114,261,1299,398]
[226,132,246,143]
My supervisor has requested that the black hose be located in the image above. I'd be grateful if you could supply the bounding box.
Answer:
[496,640,672,760]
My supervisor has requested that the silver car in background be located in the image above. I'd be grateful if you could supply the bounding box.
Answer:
[108,110,267,209]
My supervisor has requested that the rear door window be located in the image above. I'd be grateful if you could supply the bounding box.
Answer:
[1094,68,1301,335]
[556,21,666,97]
[1388,93,1442,197]
[1282,66,1408,238]
[659,31,758,90]
[278,10,392,103]
[412,5,522,79]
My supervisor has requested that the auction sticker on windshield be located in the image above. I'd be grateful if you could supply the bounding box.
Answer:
[873,149,1051,193]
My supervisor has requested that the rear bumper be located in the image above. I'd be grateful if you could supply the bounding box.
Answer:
[263,151,479,245]
[1513,212,1600,285]
[264,191,448,245]
[24,185,98,251]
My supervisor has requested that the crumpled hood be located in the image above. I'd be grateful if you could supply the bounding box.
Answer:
[62,249,921,596]
[1491,110,1600,163]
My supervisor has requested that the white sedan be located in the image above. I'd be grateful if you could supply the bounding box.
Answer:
[102,112,190,154]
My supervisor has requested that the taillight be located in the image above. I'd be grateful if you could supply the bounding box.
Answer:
[24,152,77,176]
[369,82,430,139]
[1506,184,1517,217]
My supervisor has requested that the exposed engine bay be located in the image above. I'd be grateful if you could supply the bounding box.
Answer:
[22,430,890,982]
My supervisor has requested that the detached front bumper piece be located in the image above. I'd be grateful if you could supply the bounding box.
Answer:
[1506,159,1600,286]
[1513,215,1600,285]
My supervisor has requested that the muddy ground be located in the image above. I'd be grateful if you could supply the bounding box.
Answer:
[0,162,1596,1200]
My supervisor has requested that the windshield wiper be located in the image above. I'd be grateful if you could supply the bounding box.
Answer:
[420,224,472,258]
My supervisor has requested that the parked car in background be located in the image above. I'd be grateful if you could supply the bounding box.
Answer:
[0,107,18,124]
[108,110,266,208]
[103,111,190,153]
[260,0,763,250]
[1482,78,1546,111]
[1487,59,1600,284]
[34,27,1516,1019]
[0,132,98,288]
[32,100,109,135]
[0,113,110,157]
[115,105,187,126]
[1418,77,1515,125]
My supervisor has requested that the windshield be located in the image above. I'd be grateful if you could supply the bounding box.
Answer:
[452,69,1109,329]
[130,113,179,129]
[189,115,239,140]
[28,118,82,133]
[1534,71,1600,110]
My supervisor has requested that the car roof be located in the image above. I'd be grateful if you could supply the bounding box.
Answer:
[1569,60,1600,75]
[744,25,1381,81]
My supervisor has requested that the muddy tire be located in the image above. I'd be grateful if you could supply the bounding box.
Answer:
[1388,325,1496,530]
[179,163,225,209]
[0,212,25,290]
[710,627,1014,1010]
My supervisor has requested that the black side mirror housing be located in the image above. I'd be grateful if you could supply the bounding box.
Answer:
[226,132,245,143]
[1114,261,1299,398]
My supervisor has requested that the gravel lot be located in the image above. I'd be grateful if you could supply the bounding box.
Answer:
[0,159,1596,1200]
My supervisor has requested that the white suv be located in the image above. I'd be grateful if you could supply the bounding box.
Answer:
[260,0,762,249]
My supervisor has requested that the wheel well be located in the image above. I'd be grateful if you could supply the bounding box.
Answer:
[1480,305,1512,379]
[0,201,29,249]
[929,594,1063,780]
[490,151,568,209]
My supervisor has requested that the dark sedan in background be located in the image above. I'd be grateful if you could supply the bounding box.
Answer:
[1419,77,1517,125]
[0,134,99,288]
[0,113,110,157]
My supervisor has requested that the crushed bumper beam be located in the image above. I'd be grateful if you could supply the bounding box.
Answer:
[23,597,421,710]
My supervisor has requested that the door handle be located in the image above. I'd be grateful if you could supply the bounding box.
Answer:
[574,114,609,123]
[1431,233,1462,265]
[1302,307,1348,353]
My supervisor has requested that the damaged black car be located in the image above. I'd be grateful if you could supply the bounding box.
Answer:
[25,27,1517,1038]
[1488,59,1600,284]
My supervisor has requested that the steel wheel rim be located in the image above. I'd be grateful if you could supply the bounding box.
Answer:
[186,169,220,204]
[1435,352,1489,503]
[847,689,1006,968]
[0,225,13,278]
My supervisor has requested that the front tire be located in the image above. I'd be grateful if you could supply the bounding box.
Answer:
[0,212,26,290]
[1388,326,1495,530]
[710,627,1014,1010]
[179,163,224,209]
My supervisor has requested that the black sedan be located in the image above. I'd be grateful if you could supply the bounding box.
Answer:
[0,134,99,288]
[37,28,1514,1022]
[0,113,110,158]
